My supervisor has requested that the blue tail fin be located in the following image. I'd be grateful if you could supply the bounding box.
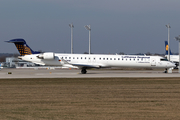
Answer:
[5,38,41,56]
[165,41,172,55]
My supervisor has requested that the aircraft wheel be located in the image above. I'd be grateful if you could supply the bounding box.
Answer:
[164,68,167,73]
[81,69,87,74]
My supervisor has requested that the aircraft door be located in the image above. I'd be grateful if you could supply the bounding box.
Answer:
[151,59,156,66]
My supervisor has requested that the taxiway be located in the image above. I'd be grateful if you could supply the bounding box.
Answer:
[0,68,180,78]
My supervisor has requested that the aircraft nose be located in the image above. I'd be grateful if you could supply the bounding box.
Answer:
[168,62,176,68]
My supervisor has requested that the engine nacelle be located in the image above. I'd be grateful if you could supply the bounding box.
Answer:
[37,52,55,60]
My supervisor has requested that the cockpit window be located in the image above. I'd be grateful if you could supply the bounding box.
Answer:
[160,58,168,61]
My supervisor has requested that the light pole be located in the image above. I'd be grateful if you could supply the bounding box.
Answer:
[175,35,180,73]
[69,23,74,54]
[84,25,91,54]
[166,24,171,60]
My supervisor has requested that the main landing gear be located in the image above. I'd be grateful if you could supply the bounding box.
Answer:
[164,68,173,73]
[81,68,87,74]
[164,68,167,73]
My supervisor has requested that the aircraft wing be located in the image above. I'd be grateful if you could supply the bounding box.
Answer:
[71,63,110,69]
[61,58,106,69]
[71,63,101,69]
[32,62,45,66]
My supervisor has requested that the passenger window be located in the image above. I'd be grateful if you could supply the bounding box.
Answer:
[114,58,116,60]
[103,58,105,60]
[69,57,71,59]
[118,58,120,60]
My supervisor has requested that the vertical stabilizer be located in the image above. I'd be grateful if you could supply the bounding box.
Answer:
[165,41,172,55]
[5,39,40,56]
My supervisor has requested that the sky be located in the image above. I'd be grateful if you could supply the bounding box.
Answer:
[0,0,180,54]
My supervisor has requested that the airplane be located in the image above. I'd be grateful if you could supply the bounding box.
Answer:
[0,63,2,69]
[165,41,179,68]
[6,38,175,74]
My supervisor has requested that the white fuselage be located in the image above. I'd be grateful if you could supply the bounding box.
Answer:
[19,53,175,69]
[165,55,179,63]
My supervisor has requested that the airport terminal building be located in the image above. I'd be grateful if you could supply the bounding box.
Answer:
[2,57,37,68]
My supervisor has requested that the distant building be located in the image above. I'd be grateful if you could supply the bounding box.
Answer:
[5,57,36,68]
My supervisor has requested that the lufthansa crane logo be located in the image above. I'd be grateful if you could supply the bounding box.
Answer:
[166,45,169,51]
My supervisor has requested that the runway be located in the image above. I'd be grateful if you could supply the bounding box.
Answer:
[1,68,180,78]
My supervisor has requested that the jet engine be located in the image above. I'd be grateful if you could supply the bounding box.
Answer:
[37,52,55,59]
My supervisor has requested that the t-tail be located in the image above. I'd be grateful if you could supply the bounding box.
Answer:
[5,38,41,56]
[165,41,172,55]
